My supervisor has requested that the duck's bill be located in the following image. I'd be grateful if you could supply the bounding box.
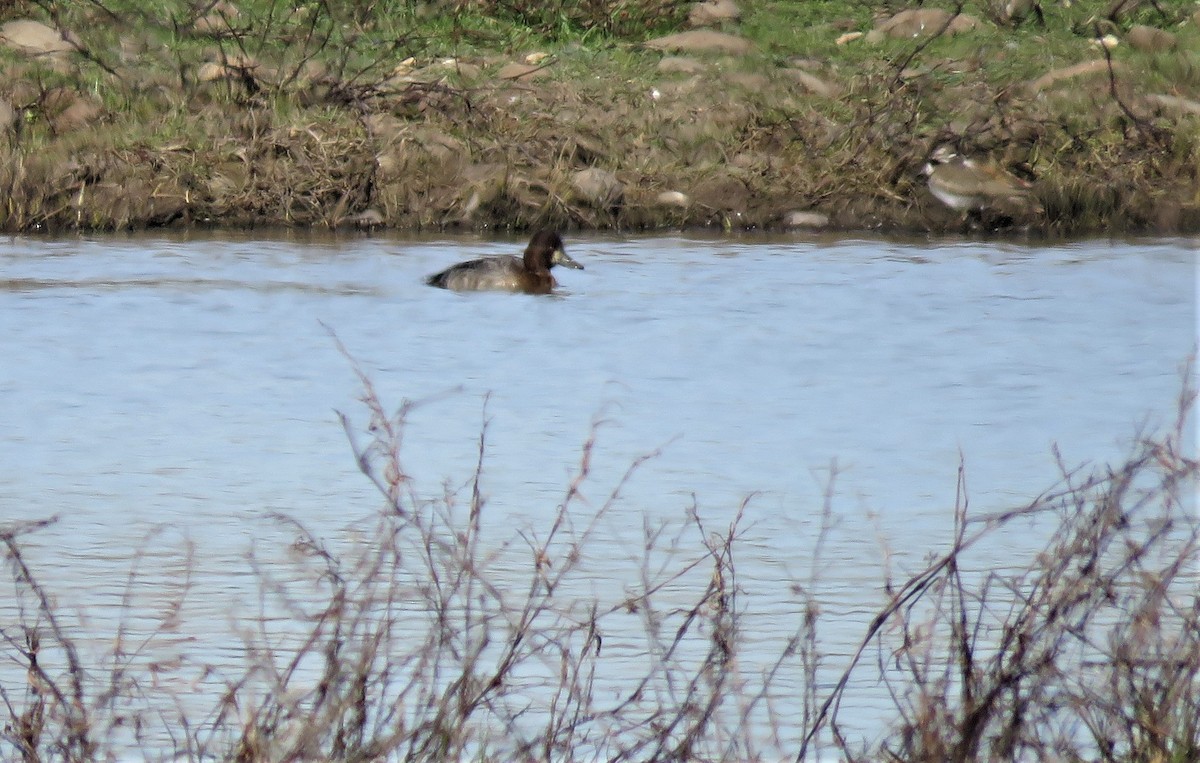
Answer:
[554,249,584,270]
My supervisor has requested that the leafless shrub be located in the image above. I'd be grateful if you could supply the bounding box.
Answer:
[802,367,1200,762]
[1,520,195,762]
[2,355,1197,761]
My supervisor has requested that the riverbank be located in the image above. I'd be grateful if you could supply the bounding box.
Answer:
[1,0,1198,236]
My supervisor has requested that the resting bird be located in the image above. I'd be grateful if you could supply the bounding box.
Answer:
[923,146,1041,220]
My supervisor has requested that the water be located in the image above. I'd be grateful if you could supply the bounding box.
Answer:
[0,231,1195,757]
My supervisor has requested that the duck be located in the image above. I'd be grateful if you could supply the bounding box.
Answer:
[425,231,583,294]
[923,145,1041,219]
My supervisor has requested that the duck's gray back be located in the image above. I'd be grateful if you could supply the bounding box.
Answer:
[427,255,526,291]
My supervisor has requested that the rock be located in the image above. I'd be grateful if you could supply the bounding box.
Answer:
[8,80,37,105]
[657,56,706,74]
[456,164,509,221]
[688,0,740,27]
[1002,0,1042,24]
[147,181,189,225]
[443,60,483,81]
[196,61,226,82]
[732,152,779,172]
[781,68,839,98]
[643,30,754,55]
[415,128,464,165]
[0,19,76,57]
[571,167,624,209]
[1126,25,1176,53]
[395,58,481,85]
[391,57,417,78]
[1144,94,1200,116]
[782,210,830,229]
[225,53,258,71]
[193,1,242,34]
[43,87,102,133]
[195,54,259,86]
[692,172,749,213]
[375,151,401,178]
[0,99,18,132]
[364,113,406,141]
[52,95,101,133]
[375,126,462,175]
[656,190,690,208]
[725,71,770,91]
[496,62,548,81]
[1029,60,1120,91]
[866,9,980,42]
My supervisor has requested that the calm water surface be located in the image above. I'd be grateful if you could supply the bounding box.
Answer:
[1,231,1195,753]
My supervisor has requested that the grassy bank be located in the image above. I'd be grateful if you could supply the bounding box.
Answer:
[2,361,1197,761]
[0,0,1198,235]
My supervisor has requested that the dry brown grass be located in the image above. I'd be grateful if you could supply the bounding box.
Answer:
[0,0,1197,233]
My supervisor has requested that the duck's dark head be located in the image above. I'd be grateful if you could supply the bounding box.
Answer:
[524,231,583,273]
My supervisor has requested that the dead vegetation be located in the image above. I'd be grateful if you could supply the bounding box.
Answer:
[2,354,1197,761]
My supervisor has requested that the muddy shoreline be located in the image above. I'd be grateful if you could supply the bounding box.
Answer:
[1,3,1198,237]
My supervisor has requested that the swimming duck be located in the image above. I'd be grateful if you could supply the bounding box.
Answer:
[425,231,583,294]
